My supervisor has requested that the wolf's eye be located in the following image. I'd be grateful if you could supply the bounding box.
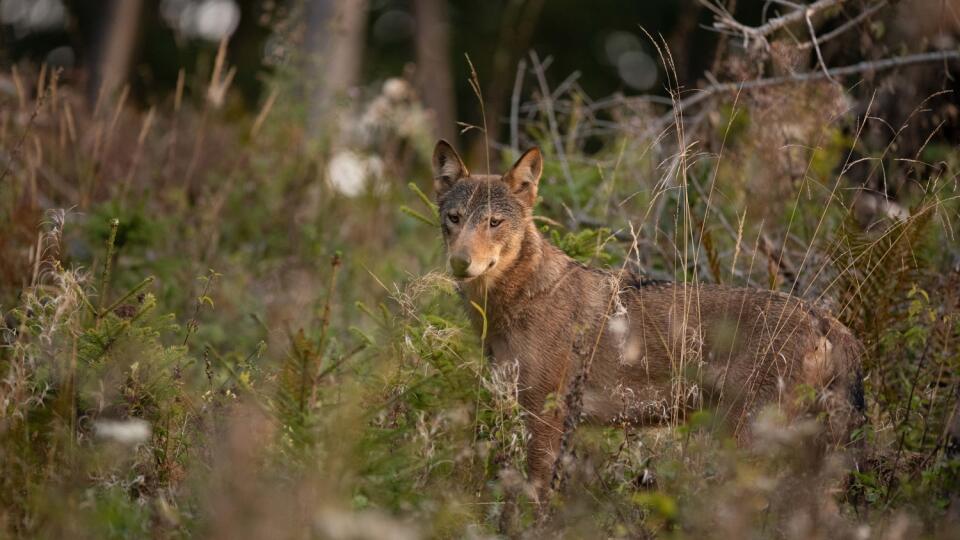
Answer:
[489,218,503,228]
[448,213,460,224]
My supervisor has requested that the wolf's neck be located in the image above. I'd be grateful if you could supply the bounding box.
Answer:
[461,223,572,326]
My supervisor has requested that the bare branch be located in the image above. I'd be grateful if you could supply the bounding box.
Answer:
[529,51,581,216]
[804,6,835,82]
[797,0,888,50]
[509,58,527,154]
[641,49,960,137]
[702,0,847,49]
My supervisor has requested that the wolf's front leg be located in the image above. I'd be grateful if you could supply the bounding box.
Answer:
[525,408,564,505]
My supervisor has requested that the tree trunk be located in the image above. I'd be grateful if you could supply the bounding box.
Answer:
[305,0,369,138]
[468,0,544,163]
[91,0,143,110]
[666,0,703,85]
[414,0,457,143]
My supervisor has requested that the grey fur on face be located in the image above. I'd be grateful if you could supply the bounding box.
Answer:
[439,179,525,235]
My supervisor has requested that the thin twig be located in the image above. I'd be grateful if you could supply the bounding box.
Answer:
[464,53,491,174]
[121,106,156,202]
[309,252,343,410]
[529,51,580,216]
[886,334,935,505]
[510,58,527,155]
[702,0,847,48]
[805,7,835,82]
[644,49,960,138]
[0,68,61,192]
[797,0,888,50]
[96,218,120,323]
[250,86,279,139]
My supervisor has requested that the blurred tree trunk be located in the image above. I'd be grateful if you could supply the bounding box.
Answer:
[414,0,456,143]
[468,0,544,164]
[90,0,143,110]
[305,0,369,138]
[666,0,702,85]
[304,0,334,133]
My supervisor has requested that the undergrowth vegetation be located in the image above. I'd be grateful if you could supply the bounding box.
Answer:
[1,54,959,538]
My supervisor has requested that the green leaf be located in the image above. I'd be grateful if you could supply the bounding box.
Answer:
[400,205,439,227]
[469,300,487,341]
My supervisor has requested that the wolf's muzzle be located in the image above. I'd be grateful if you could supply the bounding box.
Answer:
[449,254,472,278]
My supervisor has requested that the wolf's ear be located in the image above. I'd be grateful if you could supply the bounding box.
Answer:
[502,147,543,207]
[432,140,468,198]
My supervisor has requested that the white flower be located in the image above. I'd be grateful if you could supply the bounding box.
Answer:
[327,151,385,197]
[327,151,368,197]
[94,419,152,445]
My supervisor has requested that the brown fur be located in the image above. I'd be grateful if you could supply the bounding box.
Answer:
[431,140,865,498]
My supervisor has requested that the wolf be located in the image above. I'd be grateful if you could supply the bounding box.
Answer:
[431,140,865,500]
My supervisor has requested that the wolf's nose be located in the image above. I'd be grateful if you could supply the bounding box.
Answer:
[450,255,471,277]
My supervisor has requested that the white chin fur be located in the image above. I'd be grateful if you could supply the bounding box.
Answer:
[458,263,495,281]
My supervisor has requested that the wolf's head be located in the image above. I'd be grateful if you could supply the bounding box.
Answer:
[432,140,543,282]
